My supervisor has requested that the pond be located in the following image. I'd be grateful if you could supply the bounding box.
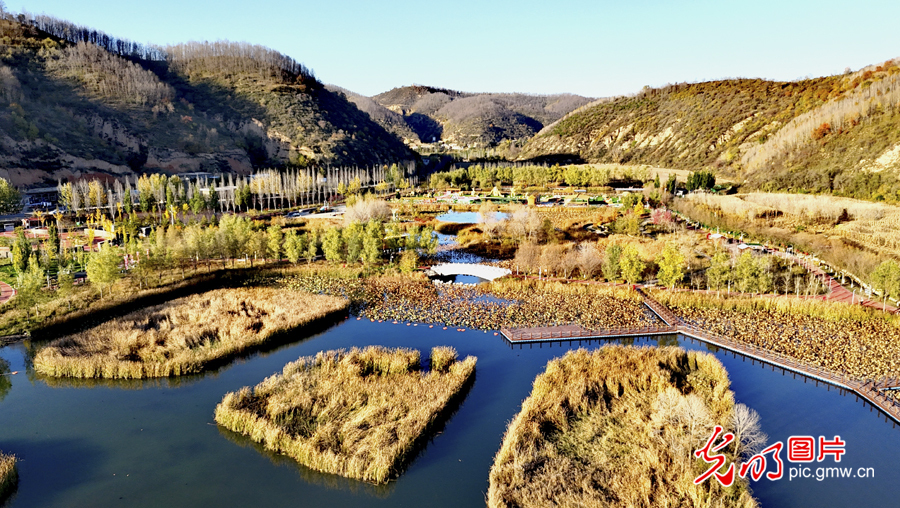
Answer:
[1,320,897,507]
[435,211,508,224]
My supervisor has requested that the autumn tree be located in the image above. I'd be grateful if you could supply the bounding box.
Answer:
[86,244,121,298]
[656,243,685,289]
[11,227,31,274]
[619,245,645,284]
[283,230,302,264]
[734,251,760,294]
[706,251,731,292]
[577,243,602,279]
[266,224,283,261]
[344,222,364,263]
[0,177,20,214]
[872,260,900,302]
[322,227,344,263]
[602,244,622,282]
[15,255,44,320]
[362,220,384,265]
[304,230,319,264]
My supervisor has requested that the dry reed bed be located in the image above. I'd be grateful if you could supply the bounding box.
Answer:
[488,346,756,508]
[279,273,657,331]
[0,452,15,503]
[215,346,476,484]
[687,192,900,256]
[33,288,348,379]
[653,290,900,380]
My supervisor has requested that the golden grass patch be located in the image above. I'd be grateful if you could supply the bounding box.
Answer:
[652,290,900,380]
[488,346,757,508]
[33,288,348,379]
[215,346,476,484]
[0,452,16,503]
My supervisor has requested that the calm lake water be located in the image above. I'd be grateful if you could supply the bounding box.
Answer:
[1,320,898,507]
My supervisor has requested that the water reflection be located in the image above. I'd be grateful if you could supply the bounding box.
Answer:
[0,358,11,402]
[2,320,899,507]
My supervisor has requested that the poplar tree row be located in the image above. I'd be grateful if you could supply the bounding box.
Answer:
[56,164,414,217]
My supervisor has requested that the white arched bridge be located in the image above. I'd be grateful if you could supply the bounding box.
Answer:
[427,263,512,281]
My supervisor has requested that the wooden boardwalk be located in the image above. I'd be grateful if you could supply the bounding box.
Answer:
[499,290,900,425]
[501,323,676,343]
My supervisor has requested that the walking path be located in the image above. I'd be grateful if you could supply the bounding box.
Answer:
[688,215,898,314]
[780,251,898,313]
[500,289,900,425]
[0,281,14,306]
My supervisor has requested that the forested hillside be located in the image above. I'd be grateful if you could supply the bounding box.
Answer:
[326,85,421,144]
[0,14,413,186]
[520,64,900,202]
[372,85,592,147]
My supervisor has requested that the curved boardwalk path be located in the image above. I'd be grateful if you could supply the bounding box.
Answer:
[501,289,900,425]
[0,281,14,306]
[781,251,898,314]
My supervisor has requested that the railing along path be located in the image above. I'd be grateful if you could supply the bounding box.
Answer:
[499,289,900,425]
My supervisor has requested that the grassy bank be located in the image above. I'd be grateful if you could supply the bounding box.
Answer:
[653,290,900,380]
[488,346,757,508]
[33,288,348,379]
[215,346,476,484]
[0,267,235,340]
[0,452,16,503]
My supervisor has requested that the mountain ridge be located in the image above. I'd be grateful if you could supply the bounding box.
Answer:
[0,15,414,187]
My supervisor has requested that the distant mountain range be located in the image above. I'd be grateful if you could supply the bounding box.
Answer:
[1,11,897,201]
[365,85,593,147]
[0,15,413,186]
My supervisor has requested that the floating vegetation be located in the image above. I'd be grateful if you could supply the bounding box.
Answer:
[0,452,16,503]
[215,346,476,484]
[34,288,348,379]
[489,346,757,508]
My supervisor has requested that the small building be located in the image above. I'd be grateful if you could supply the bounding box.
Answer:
[23,187,59,209]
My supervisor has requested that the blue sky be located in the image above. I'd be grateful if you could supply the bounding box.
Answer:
[17,0,900,98]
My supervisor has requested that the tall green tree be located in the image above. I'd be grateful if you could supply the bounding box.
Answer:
[47,221,60,259]
[266,225,283,261]
[304,230,319,264]
[619,245,645,284]
[57,263,75,310]
[122,185,134,214]
[344,222,364,263]
[706,251,731,292]
[283,230,302,264]
[362,220,384,266]
[0,178,21,214]
[11,227,31,274]
[16,255,44,321]
[322,227,344,263]
[657,243,685,289]
[602,244,622,282]
[86,244,121,298]
[872,260,900,302]
[735,251,760,293]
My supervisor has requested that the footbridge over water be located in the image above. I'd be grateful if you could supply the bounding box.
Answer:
[427,263,512,281]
